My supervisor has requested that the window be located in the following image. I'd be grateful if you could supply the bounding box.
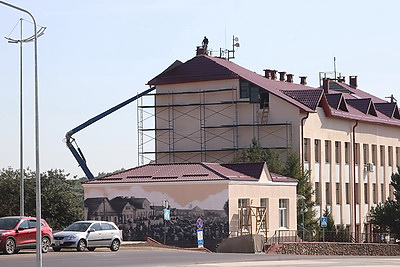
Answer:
[335,141,341,164]
[240,80,250,98]
[364,183,368,204]
[315,182,320,204]
[304,138,310,162]
[355,183,359,204]
[326,182,331,204]
[372,145,377,165]
[92,223,101,231]
[396,147,400,167]
[345,142,350,164]
[380,146,385,166]
[354,143,359,165]
[345,183,350,204]
[259,198,268,230]
[19,220,29,229]
[336,183,341,204]
[363,144,368,165]
[381,184,385,202]
[279,199,288,228]
[388,146,393,167]
[325,141,331,163]
[372,183,377,204]
[238,198,249,208]
[250,86,259,103]
[315,139,320,163]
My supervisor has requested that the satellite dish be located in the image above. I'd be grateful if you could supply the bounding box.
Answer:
[234,43,240,47]
[234,37,239,42]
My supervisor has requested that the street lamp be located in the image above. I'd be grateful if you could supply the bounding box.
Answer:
[5,19,45,217]
[0,2,41,266]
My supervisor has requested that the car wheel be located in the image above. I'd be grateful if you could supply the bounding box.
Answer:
[3,238,16,255]
[88,247,96,251]
[110,239,120,251]
[42,237,51,253]
[52,247,61,252]
[76,239,87,252]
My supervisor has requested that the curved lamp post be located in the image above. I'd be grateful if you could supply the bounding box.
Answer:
[5,19,45,218]
[0,2,42,266]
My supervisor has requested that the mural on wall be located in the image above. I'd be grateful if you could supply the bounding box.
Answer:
[84,183,229,250]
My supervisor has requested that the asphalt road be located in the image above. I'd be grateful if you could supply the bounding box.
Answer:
[1,247,400,267]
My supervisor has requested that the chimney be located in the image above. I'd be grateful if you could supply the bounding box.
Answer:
[196,46,208,56]
[263,69,272,79]
[279,71,286,82]
[338,76,345,83]
[322,78,330,93]
[300,76,307,85]
[271,70,277,80]
[286,74,294,83]
[349,75,357,88]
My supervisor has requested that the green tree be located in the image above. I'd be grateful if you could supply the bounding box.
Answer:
[0,168,84,230]
[369,166,400,239]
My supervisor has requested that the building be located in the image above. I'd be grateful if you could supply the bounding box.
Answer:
[138,49,400,238]
[83,162,297,248]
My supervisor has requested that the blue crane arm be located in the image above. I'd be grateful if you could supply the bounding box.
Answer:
[65,86,156,179]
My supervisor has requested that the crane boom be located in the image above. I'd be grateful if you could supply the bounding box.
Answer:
[65,86,156,179]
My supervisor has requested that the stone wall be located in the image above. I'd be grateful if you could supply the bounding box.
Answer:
[268,242,400,256]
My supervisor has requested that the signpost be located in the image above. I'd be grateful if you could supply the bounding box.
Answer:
[196,217,204,248]
[320,217,327,242]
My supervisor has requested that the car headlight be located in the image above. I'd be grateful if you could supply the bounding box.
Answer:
[64,234,77,240]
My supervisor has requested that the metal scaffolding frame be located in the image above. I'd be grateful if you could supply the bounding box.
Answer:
[137,87,292,165]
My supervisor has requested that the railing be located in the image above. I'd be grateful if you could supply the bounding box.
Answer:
[266,230,395,245]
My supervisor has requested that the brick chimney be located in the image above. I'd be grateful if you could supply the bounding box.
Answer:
[271,70,277,80]
[279,71,286,82]
[322,78,330,93]
[349,75,357,88]
[263,69,272,79]
[300,76,307,85]
[286,74,294,83]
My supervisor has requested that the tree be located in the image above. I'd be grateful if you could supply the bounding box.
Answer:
[0,168,84,230]
[369,166,400,239]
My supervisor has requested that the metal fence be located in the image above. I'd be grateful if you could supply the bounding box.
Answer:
[266,230,395,245]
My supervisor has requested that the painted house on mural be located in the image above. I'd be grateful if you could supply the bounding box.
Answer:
[83,162,297,249]
[137,47,400,240]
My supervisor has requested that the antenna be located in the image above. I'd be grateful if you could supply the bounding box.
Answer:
[219,35,240,60]
[334,57,337,80]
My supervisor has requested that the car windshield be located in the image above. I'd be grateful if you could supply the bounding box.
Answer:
[0,218,20,230]
[64,222,92,232]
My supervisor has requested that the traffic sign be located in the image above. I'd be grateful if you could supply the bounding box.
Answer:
[320,217,327,227]
[163,209,170,220]
[197,229,204,248]
[196,217,203,229]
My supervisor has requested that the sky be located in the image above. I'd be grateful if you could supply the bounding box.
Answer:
[1,0,400,179]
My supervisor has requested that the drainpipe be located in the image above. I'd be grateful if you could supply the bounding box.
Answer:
[301,112,310,173]
[352,120,358,241]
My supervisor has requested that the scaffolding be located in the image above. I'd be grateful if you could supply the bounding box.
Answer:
[137,86,292,165]
[238,206,268,241]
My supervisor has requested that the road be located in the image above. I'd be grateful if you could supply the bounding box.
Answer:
[1,247,400,267]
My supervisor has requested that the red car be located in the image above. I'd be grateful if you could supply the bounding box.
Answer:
[0,216,53,255]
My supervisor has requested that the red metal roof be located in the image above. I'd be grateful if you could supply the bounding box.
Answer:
[147,54,400,128]
[84,162,297,184]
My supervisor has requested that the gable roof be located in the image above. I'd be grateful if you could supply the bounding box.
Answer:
[83,162,297,184]
[281,89,323,110]
[345,98,377,116]
[84,197,109,215]
[148,55,317,113]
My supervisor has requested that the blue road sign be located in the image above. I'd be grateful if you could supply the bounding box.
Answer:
[320,217,328,227]
[163,209,170,220]
[196,217,203,229]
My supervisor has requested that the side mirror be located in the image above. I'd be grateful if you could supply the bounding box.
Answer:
[88,228,96,233]
[17,227,25,231]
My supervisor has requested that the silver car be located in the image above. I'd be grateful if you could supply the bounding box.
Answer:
[52,221,121,252]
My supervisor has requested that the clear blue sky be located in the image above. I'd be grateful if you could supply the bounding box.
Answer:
[1,0,399,178]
